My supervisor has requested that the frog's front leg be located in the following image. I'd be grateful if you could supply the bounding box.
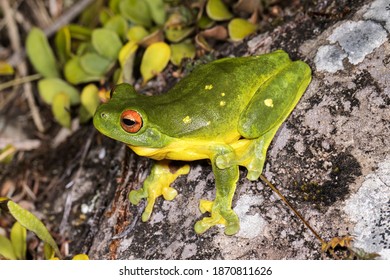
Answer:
[194,148,240,235]
[129,160,190,222]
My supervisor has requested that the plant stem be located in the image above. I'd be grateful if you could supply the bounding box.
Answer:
[0,74,42,92]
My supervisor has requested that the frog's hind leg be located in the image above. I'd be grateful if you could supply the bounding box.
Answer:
[216,125,279,181]
[241,125,279,180]
[195,152,240,235]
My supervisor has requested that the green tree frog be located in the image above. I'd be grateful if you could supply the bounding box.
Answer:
[93,50,311,235]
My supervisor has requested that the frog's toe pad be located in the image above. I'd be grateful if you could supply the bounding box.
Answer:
[129,189,144,205]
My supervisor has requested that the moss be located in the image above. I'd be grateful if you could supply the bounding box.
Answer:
[296,152,361,207]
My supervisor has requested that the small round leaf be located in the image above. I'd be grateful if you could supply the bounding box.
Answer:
[80,52,112,76]
[145,0,166,25]
[118,41,139,83]
[52,92,71,128]
[81,84,100,116]
[120,0,152,27]
[104,15,128,39]
[64,57,102,84]
[140,42,171,83]
[92,28,123,60]
[26,27,60,78]
[228,18,257,41]
[206,0,233,21]
[165,27,195,43]
[38,78,80,105]
[170,42,196,66]
[127,25,149,43]
[55,26,71,65]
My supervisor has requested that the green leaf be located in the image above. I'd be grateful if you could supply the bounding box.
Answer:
[80,52,112,76]
[99,8,113,25]
[10,222,27,260]
[120,0,152,27]
[228,18,257,41]
[79,0,104,27]
[55,26,71,65]
[92,28,123,60]
[0,235,16,260]
[79,105,92,124]
[170,42,196,66]
[44,242,55,260]
[109,0,121,13]
[165,27,195,43]
[104,15,128,39]
[145,0,166,25]
[26,27,60,78]
[64,57,102,84]
[7,200,61,258]
[68,24,92,41]
[118,41,139,83]
[81,84,100,116]
[38,78,80,105]
[0,61,14,75]
[140,42,171,83]
[127,25,149,43]
[197,14,215,29]
[52,92,71,128]
[206,0,233,21]
[76,42,95,56]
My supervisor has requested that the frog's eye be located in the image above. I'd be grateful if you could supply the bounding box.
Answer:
[120,110,143,133]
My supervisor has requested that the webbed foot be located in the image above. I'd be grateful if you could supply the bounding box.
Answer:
[194,199,240,235]
[129,160,190,221]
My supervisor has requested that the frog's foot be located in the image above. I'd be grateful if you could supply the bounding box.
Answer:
[129,160,190,222]
[194,199,240,235]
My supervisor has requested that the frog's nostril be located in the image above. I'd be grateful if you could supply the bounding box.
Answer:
[101,112,107,119]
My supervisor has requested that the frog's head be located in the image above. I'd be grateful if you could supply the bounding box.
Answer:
[93,83,169,148]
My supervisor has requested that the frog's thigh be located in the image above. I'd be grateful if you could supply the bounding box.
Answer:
[238,60,311,139]
[195,148,240,235]
[129,160,190,222]
[236,128,279,181]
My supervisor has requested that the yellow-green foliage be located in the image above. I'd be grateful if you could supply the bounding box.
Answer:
[0,197,61,259]
[26,0,262,128]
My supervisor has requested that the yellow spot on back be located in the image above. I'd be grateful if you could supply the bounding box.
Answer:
[221,92,225,96]
[264,98,274,107]
[219,101,226,107]
[182,115,191,124]
[205,84,213,90]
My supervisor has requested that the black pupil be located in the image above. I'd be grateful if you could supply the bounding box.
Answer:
[122,117,136,127]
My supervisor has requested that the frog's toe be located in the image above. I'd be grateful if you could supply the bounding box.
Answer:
[129,189,145,205]
[194,217,217,234]
[195,201,240,235]
[246,169,262,181]
[221,209,240,235]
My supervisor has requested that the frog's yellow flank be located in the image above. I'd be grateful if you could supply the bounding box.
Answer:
[93,50,312,235]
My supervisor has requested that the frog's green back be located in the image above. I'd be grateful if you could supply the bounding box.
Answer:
[137,51,292,141]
